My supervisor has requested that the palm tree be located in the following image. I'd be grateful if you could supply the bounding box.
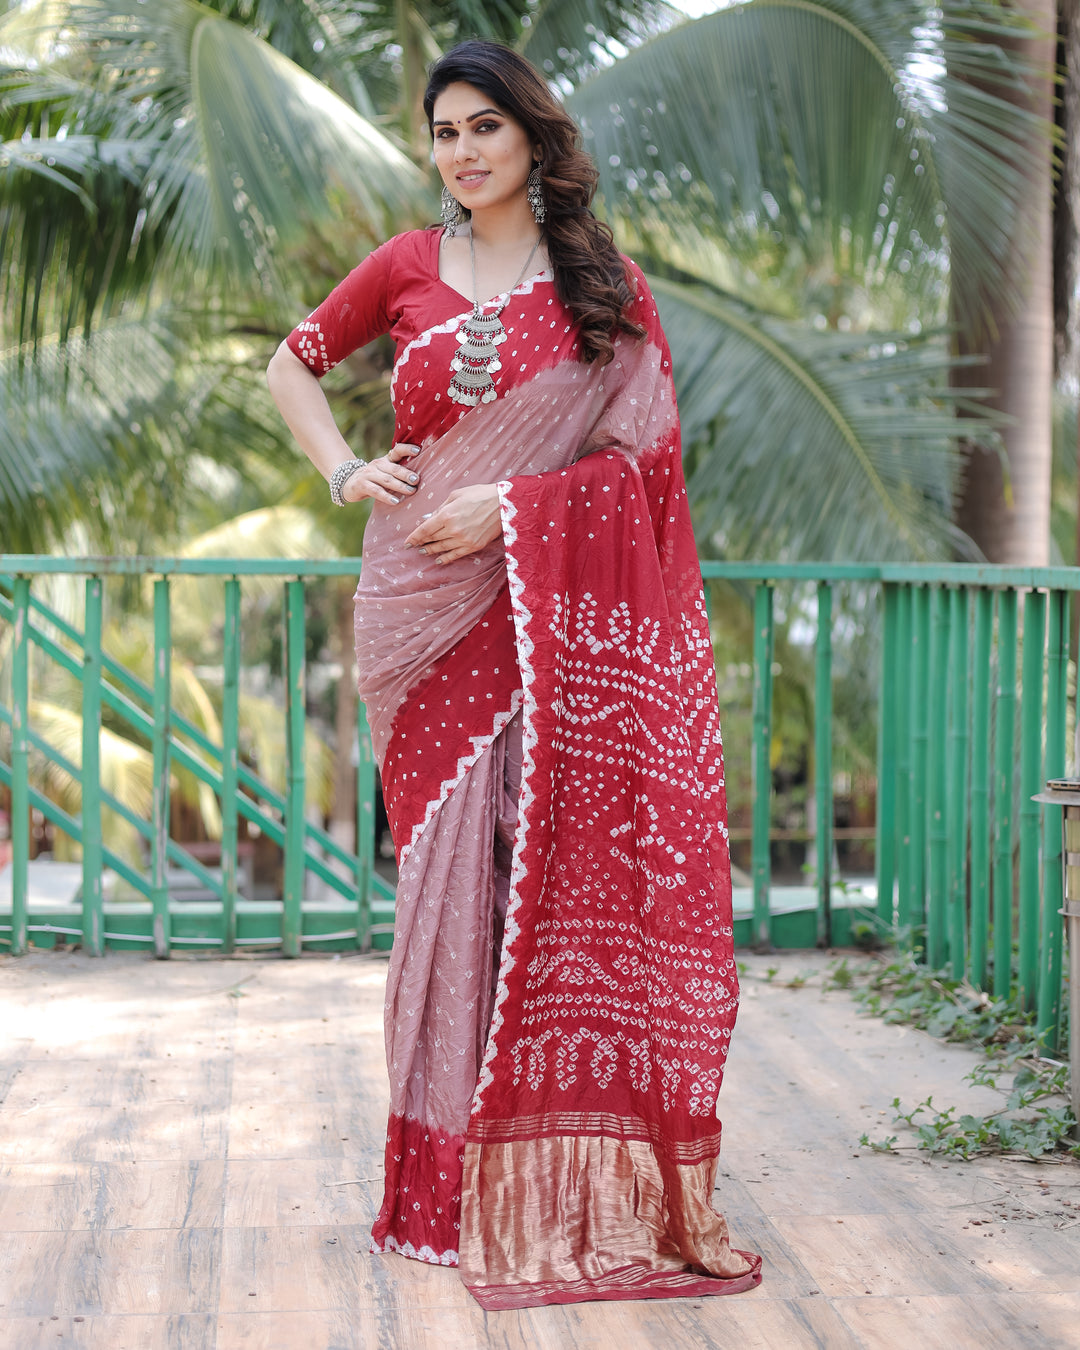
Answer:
[1,0,1051,563]
[566,1,1051,559]
[949,0,1057,564]
[0,0,430,553]
[1054,0,1080,568]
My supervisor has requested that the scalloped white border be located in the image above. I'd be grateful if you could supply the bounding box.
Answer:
[390,311,464,405]
[398,693,524,869]
[370,1233,459,1266]
[470,485,535,1114]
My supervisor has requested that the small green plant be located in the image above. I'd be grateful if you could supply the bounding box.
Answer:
[825,957,855,990]
[858,1132,898,1153]
[849,918,885,951]
[872,1066,1080,1159]
[853,953,1036,1049]
[852,954,1078,1160]
[764,965,779,983]
[784,971,810,989]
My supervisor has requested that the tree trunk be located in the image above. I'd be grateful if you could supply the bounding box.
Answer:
[395,0,428,162]
[1054,0,1080,382]
[1056,0,1080,572]
[952,1,1056,564]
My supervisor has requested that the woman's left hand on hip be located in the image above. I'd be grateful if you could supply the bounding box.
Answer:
[405,485,503,564]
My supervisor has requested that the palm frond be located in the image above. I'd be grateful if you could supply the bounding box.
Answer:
[149,8,425,273]
[0,310,307,554]
[0,126,162,345]
[571,1,1048,327]
[521,0,681,85]
[1,0,430,338]
[652,271,988,560]
[0,315,181,552]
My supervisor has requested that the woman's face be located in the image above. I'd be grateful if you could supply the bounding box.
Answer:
[431,81,538,217]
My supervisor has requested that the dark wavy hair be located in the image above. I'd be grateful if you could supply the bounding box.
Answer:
[423,41,644,366]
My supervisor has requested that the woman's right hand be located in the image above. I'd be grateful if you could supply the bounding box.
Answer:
[342,443,422,505]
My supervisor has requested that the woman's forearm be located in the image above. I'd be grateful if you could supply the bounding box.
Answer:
[266,340,354,480]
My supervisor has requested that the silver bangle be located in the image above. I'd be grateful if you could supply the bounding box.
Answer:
[329,458,364,507]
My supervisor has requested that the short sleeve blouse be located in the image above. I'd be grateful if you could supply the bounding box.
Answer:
[286,228,596,448]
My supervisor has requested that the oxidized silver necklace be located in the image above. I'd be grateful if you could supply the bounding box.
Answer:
[449,230,542,406]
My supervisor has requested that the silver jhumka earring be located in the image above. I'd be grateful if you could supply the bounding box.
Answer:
[441,186,464,236]
[527,165,546,225]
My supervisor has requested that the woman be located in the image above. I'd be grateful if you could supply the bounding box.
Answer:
[267,40,760,1310]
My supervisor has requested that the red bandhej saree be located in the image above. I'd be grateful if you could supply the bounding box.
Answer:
[288,229,761,1309]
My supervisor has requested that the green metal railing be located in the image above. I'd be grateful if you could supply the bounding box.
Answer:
[700,560,1077,1050]
[0,559,393,957]
[0,558,1075,1047]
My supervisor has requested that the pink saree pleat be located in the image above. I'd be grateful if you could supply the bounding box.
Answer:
[370,715,521,1262]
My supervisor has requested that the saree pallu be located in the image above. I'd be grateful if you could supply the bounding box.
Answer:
[356,325,761,1308]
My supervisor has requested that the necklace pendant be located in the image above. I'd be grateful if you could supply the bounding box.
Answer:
[449,230,542,406]
[449,303,507,406]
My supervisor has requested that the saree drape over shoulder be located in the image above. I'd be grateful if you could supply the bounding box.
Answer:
[287,229,761,1309]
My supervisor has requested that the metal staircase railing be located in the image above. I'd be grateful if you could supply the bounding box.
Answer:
[0,560,394,957]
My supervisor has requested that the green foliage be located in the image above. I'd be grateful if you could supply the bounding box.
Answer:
[868,1062,1079,1160]
[0,0,1057,564]
[858,1132,898,1153]
[522,0,679,85]
[854,952,1034,1047]
[854,953,1078,1160]
[571,1,1044,328]
[824,957,855,989]
[0,0,430,555]
[656,276,981,560]
[2,1,427,326]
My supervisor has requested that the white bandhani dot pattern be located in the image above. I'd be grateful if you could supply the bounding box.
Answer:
[292,318,332,374]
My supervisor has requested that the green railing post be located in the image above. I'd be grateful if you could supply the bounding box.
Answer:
[993,590,1018,999]
[151,579,172,957]
[221,578,241,954]
[876,582,899,927]
[1037,589,1069,1046]
[1018,589,1046,1011]
[356,698,375,951]
[895,586,913,931]
[751,583,775,948]
[947,586,970,978]
[283,579,306,957]
[969,588,993,990]
[926,587,950,968]
[908,586,931,948]
[81,577,104,956]
[10,576,31,955]
[815,581,833,946]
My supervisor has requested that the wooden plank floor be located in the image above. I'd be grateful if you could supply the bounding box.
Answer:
[1,948,1078,1350]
